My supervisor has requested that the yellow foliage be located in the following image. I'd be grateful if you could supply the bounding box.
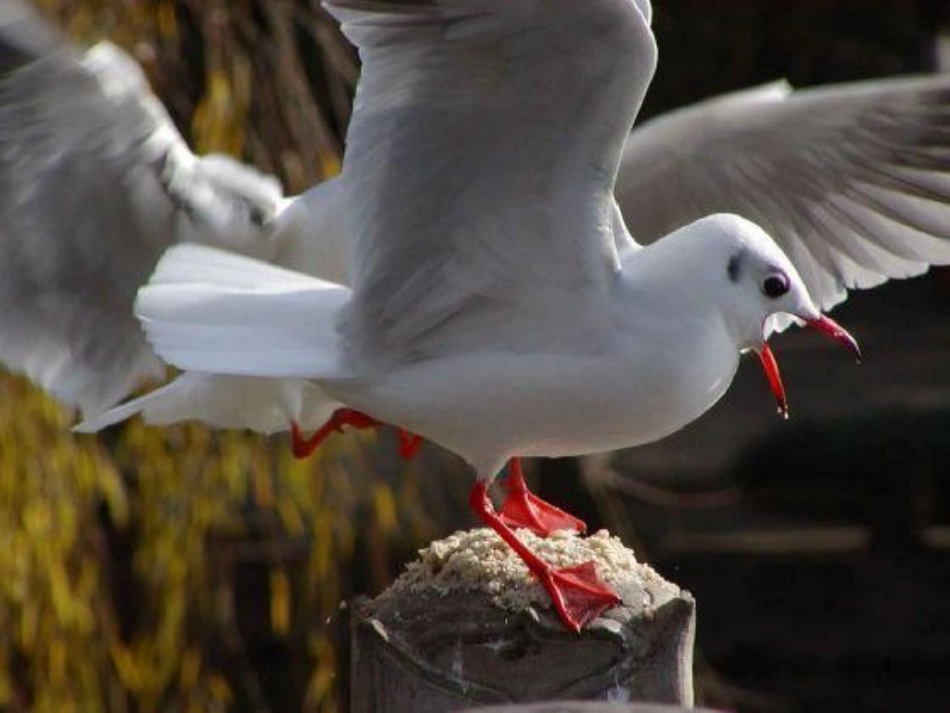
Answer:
[1,362,444,710]
[192,67,249,158]
[372,483,399,537]
[270,569,292,637]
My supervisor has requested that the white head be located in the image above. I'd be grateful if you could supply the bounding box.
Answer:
[702,214,816,347]
[636,213,860,415]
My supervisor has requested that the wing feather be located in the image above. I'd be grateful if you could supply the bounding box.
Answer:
[618,76,950,315]
[0,13,286,414]
[325,0,656,368]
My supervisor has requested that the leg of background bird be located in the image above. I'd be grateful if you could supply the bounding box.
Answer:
[499,458,587,536]
[470,480,619,632]
[397,428,424,460]
[290,408,382,459]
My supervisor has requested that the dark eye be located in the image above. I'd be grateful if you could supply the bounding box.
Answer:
[762,273,789,298]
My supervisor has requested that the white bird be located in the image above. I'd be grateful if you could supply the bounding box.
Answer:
[3,0,950,630]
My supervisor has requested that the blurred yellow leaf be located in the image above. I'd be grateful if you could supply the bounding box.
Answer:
[180,648,201,690]
[208,674,232,703]
[372,483,399,537]
[270,568,292,637]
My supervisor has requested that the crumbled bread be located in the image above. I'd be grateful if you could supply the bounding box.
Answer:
[387,527,678,613]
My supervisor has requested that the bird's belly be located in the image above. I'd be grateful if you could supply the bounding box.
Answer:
[510,351,738,457]
[326,342,739,475]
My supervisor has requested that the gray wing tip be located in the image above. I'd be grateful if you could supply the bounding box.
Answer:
[0,0,66,74]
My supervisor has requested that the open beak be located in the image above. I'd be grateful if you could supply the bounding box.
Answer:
[757,313,860,419]
[758,344,788,418]
[803,314,862,362]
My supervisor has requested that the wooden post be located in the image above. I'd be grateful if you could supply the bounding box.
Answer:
[351,528,695,713]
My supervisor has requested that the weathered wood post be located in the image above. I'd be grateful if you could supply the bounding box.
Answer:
[351,528,695,713]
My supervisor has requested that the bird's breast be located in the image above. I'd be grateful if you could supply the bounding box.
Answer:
[327,321,739,473]
[517,326,739,457]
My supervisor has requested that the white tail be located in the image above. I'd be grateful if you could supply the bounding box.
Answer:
[136,244,352,379]
[76,372,342,434]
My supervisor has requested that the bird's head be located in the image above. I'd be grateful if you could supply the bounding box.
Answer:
[687,214,861,416]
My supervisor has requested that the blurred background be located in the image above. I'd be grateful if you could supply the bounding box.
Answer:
[2,1,950,711]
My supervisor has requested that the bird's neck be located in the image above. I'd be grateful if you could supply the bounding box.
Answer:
[617,235,727,327]
[599,250,742,449]
[614,231,744,381]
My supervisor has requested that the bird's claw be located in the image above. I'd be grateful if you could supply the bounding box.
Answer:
[499,459,587,536]
[500,488,587,536]
[539,561,621,632]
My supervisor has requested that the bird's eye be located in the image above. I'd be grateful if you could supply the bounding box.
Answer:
[762,273,789,298]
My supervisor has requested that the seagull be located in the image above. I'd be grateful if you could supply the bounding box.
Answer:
[3,0,950,630]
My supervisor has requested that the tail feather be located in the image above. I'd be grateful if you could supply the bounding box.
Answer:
[76,373,341,434]
[151,242,319,289]
[136,244,352,379]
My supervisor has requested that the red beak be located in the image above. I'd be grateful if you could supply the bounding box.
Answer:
[804,314,862,362]
[758,344,788,418]
[757,313,860,419]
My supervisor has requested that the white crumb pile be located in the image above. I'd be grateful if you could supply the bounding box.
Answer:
[387,527,670,612]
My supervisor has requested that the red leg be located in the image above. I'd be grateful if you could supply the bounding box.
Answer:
[292,410,425,461]
[499,459,587,536]
[470,481,619,632]
[397,429,424,460]
[290,408,381,459]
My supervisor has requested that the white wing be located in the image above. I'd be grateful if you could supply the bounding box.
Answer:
[325,0,657,369]
[0,4,287,415]
[617,76,950,315]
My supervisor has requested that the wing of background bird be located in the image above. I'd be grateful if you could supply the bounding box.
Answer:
[0,2,289,416]
[617,76,950,316]
[325,0,657,369]
[0,0,61,73]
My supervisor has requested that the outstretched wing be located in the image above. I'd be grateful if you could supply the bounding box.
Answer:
[617,76,950,315]
[0,3,285,415]
[326,0,656,368]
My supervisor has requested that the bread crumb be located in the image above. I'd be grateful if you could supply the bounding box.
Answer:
[387,527,673,613]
